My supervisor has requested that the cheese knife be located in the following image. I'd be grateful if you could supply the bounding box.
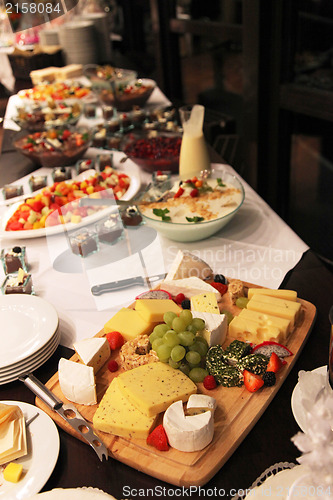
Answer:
[19,373,108,461]
[91,273,166,296]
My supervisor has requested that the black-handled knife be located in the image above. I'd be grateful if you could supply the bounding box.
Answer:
[91,273,165,296]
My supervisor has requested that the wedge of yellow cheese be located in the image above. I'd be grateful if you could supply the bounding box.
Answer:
[104,308,155,341]
[228,315,285,344]
[190,292,220,314]
[93,378,157,440]
[247,288,297,301]
[117,362,197,417]
[239,308,291,338]
[0,405,27,465]
[135,299,182,323]
[247,294,301,327]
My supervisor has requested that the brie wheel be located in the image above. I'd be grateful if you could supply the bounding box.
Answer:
[163,399,215,452]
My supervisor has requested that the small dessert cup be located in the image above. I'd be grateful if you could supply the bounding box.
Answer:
[1,246,28,274]
[3,184,24,200]
[97,153,114,171]
[1,272,34,295]
[70,229,99,257]
[52,166,72,182]
[76,159,96,175]
[95,215,124,245]
[29,174,48,192]
[120,205,143,227]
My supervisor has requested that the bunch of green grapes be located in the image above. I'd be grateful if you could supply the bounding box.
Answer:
[149,310,209,383]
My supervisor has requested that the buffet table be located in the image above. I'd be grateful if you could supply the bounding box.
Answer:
[0,84,333,499]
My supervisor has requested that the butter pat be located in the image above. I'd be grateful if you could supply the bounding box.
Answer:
[117,362,197,417]
[73,337,110,374]
[58,358,96,405]
[192,311,227,346]
[3,462,23,483]
[165,250,213,281]
[228,315,285,344]
[191,292,220,314]
[104,308,154,341]
[135,299,182,323]
[248,288,297,301]
[93,378,157,440]
[162,277,221,300]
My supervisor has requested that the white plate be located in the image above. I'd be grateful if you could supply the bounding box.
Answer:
[0,152,141,240]
[0,401,59,500]
[291,365,327,433]
[29,488,116,499]
[0,295,59,369]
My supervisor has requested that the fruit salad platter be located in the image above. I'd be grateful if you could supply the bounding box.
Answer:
[35,251,316,487]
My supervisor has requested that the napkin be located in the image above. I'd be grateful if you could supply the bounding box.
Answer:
[0,403,27,465]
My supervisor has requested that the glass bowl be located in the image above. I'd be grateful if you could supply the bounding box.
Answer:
[96,79,156,111]
[121,130,182,173]
[13,126,92,168]
[137,170,245,242]
[83,64,137,91]
[14,101,82,132]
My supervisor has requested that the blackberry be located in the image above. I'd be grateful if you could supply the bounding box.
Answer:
[263,371,276,387]
[181,298,191,309]
[214,274,227,284]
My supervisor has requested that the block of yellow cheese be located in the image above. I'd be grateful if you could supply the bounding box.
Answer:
[135,299,182,323]
[247,288,297,301]
[228,315,285,344]
[93,378,157,440]
[117,362,197,417]
[3,462,23,483]
[190,292,220,314]
[247,294,301,327]
[239,308,291,338]
[104,308,155,341]
[0,404,27,465]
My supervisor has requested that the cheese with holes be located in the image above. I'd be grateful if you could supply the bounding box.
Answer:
[165,250,213,281]
[58,358,96,405]
[247,294,301,327]
[0,404,27,465]
[192,311,227,346]
[162,277,221,300]
[190,292,220,313]
[239,308,291,337]
[228,315,285,344]
[135,299,182,323]
[73,337,110,374]
[104,308,155,341]
[248,288,297,301]
[117,362,197,417]
[93,378,157,439]
[163,399,214,452]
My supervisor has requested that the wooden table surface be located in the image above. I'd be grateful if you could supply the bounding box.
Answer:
[1,127,333,499]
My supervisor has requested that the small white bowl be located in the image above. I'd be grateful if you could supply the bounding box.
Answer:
[138,171,245,242]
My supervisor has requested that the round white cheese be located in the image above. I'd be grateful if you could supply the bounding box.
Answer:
[163,400,214,452]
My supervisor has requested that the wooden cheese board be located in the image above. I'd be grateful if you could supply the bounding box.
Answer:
[35,283,316,487]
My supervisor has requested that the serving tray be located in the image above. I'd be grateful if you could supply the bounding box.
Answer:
[35,283,316,487]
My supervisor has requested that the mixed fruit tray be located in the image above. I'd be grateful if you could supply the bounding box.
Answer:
[36,251,317,487]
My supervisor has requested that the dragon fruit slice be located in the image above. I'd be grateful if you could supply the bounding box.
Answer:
[252,341,293,358]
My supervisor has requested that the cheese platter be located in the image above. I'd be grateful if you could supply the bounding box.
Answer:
[34,251,317,487]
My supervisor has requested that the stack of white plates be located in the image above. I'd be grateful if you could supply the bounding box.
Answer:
[59,20,98,65]
[39,28,60,47]
[79,13,112,63]
[0,295,59,385]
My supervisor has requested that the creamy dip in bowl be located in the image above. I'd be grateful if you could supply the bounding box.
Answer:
[138,170,245,242]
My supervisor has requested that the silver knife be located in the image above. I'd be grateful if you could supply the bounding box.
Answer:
[19,373,108,462]
[91,273,166,296]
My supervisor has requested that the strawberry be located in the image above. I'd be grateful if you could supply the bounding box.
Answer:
[211,282,228,296]
[107,360,119,372]
[174,293,186,305]
[147,425,169,451]
[243,370,264,393]
[266,352,283,373]
[203,375,217,390]
[106,331,124,350]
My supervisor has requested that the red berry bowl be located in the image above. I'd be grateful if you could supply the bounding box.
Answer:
[121,131,181,173]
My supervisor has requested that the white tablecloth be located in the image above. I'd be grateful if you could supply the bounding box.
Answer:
[0,86,309,348]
